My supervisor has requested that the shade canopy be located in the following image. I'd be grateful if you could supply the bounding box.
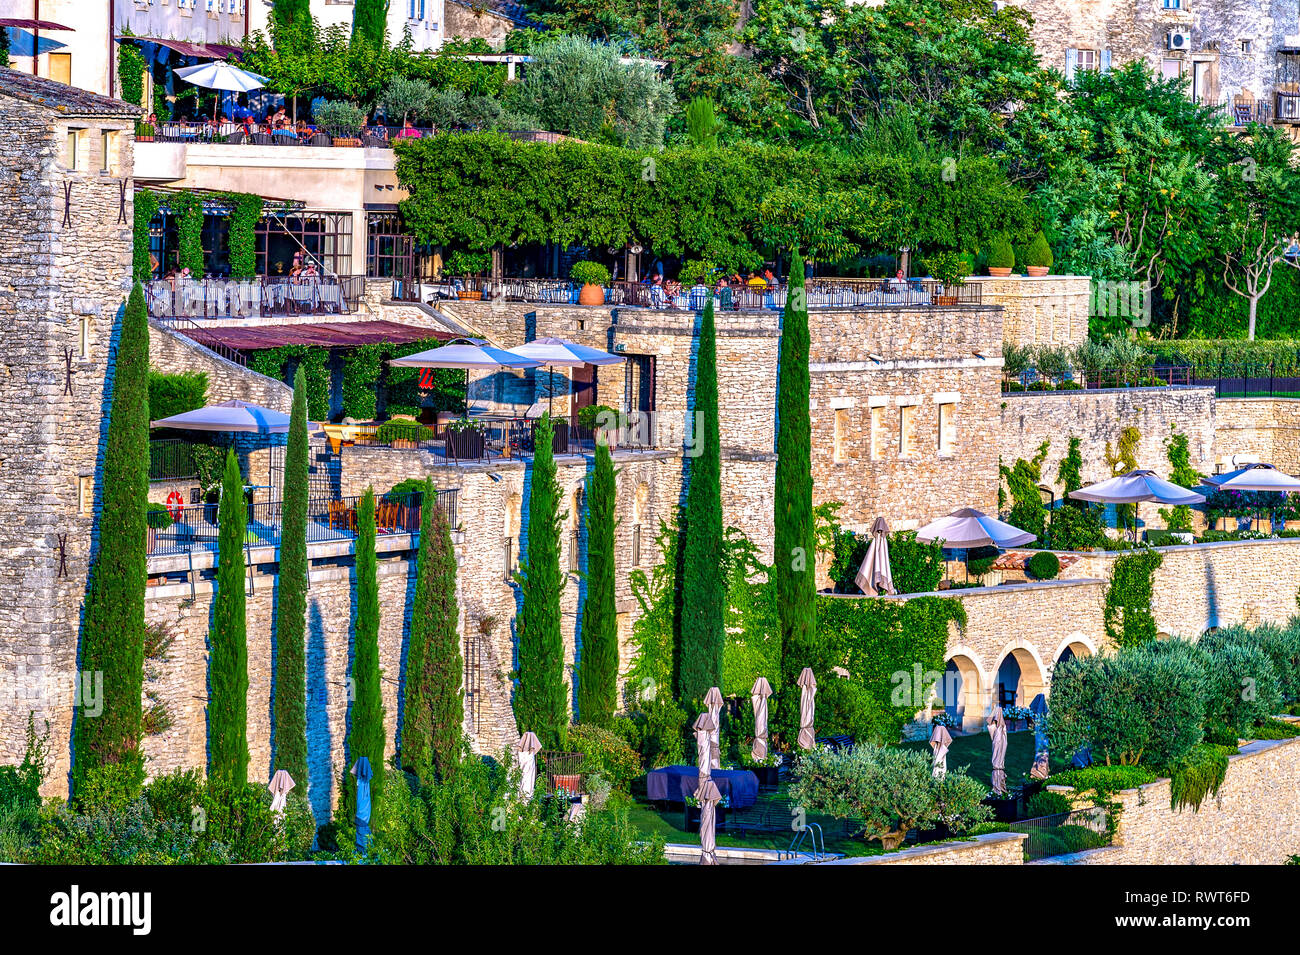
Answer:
[505,337,625,368]
[1201,463,1300,493]
[1070,469,1205,505]
[0,18,74,29]
[151,399,291,433]
[4,27,66,56]
[174,61,268,93]
[387,340,543,371]
[915,508,1036,549]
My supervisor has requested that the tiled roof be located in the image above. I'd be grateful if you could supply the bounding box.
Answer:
[0,67,141,117]
[993,550,1085,573]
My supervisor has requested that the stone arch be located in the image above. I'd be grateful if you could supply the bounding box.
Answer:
[992,640,1047,709]
[942,645,986,732]
[1053,631,1097,666]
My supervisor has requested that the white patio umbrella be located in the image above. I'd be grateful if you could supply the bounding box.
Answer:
[514,731,543,799]
[750,677,772,762]
[855,516,895,595]
[929,724,952,779]
[1201,462,1300,493]
[151,399,291,433]
[175,61,268,121]
[389,340,544,418]
[915,507,1037,549]
[703,686,723,770]
[1070,468,1205,541]
[268,769,295,815]
[504,337,625,415]
[797,668,818,750]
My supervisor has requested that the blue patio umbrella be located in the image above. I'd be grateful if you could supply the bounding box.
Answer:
[352,757,373,852]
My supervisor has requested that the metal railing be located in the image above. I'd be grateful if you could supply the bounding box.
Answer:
[1208,99,1275,127]
[144,276,365,322]
[1004,365,1194,392]
[1007,808,1110,862]
[148,489,458,558]
[149,439,201,482]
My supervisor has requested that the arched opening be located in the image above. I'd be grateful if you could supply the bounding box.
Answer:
[941,654,983,731]
[994,647,1046,708]
[1056,641,1092,665]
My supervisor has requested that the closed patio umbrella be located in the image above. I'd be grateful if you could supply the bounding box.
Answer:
[988,707,1008,796]
[703,686,723,770]
[351,757,373,852]
[696,777,722,866]
[268,769,295,815]
[855,516,895,595]
[797,668,817,750]
[929,724,952,778]
[515,731,543,798]
[750,677,772,762]
[693,713,715,781]
[915,508,1036,549]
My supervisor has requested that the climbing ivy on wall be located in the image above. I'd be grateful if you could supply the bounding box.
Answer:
[815,596,966,745]
[1000,439,1050,540]
[342,344,387,420]
[118,43,148,108]
[167,191,206,276]
[1104,548,1164,648]
[133,190,161,283]
[250,347,330,421]
[221,192,263,280]
[1105,424,1142,533]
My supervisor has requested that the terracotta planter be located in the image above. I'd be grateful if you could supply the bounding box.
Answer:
[935,295,958,306]
[987,267,1013,277]
[578,283,605,306]
[1026,266,1049,277]
[390,438,417,449]
[551,773,582,796]
[456,289,483,301]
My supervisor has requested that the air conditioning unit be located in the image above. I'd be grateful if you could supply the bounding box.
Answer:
[1167,29,1192,51]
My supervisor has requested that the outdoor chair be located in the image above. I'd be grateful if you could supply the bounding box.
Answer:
[250,133,275,145]
[226,130,246,145]
[309,132,332,147]
[327,500,354,532]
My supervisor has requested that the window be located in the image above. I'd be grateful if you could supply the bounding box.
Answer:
[366,213,415,278]
[1241,39,1252,54]
[255,212,353,277]
[1076,49,1099,73]
[79,315,92,359]
[78,475,94,515]
[899,405,916,457]
[100,130,119,174]
[64,128,88,171]
[409,0,426,18]
[47,52,72,85]
[833,407,850,463]
[869,405,885,461]
[1163,0,1181,7]
[938,403,956,455]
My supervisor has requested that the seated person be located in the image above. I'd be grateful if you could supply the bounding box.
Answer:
[717,276,734,309]
[687,280,711,311]
[397,119,422,139]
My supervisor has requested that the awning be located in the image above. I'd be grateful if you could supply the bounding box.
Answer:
[196,321,456,351]
[116,35,244,61]
[0,18,74,30]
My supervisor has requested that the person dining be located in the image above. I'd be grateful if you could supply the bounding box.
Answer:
[397,118,422,139]
[717,276,734,309]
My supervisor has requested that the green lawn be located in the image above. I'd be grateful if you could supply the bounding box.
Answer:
[899,727,1069,790]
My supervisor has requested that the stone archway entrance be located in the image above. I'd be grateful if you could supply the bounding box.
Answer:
[940,653,984,731]
[994,646,1046,708]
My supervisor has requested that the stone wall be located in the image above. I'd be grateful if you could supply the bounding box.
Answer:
[148,321,292,412]
[823,831,1029,865]
[1212,397,1300,472]
[0,73,137,789]
[444,1,521,49]
[966,275,1091,347]
[1046,735,1300,865]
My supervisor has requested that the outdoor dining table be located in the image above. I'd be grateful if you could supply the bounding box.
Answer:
[645,766,760,808]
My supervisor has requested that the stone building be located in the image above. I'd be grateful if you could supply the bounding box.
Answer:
[0,69,138,783]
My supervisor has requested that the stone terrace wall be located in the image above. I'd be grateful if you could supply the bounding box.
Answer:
[823,831,1029,865]
[1213,397,1300,472]
[0,81,136,789]
[1051,735,1300,865]
[999,387,1217,487]
[1059,537,1300,637]
[966,275,1091,348]
[149,321,292,412]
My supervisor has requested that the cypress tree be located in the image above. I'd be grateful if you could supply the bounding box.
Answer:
[74,284,150,797]
[774,251,817,736]
[679,300,726,706]
[273,367,309,783]
[577,438,618,727]
[402,479,463,781]
[344,488,385,815]
[352,0,389,49]
[210,449,249,786]
[515,412,568,747]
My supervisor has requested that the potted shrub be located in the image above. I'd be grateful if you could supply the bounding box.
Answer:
[570,260,611,306]
[444,250,491,300]
[136,120,156,143]
[312,100,366,144]
[376,419,433,450]
[445,416,486,459]
[577,403,626,445]
[987,233,1015,277]
[684,791,731,832]
[922,251,967,306]
[146,502,174,555]
[1025,230,1054,277]
[741,752,781,788]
